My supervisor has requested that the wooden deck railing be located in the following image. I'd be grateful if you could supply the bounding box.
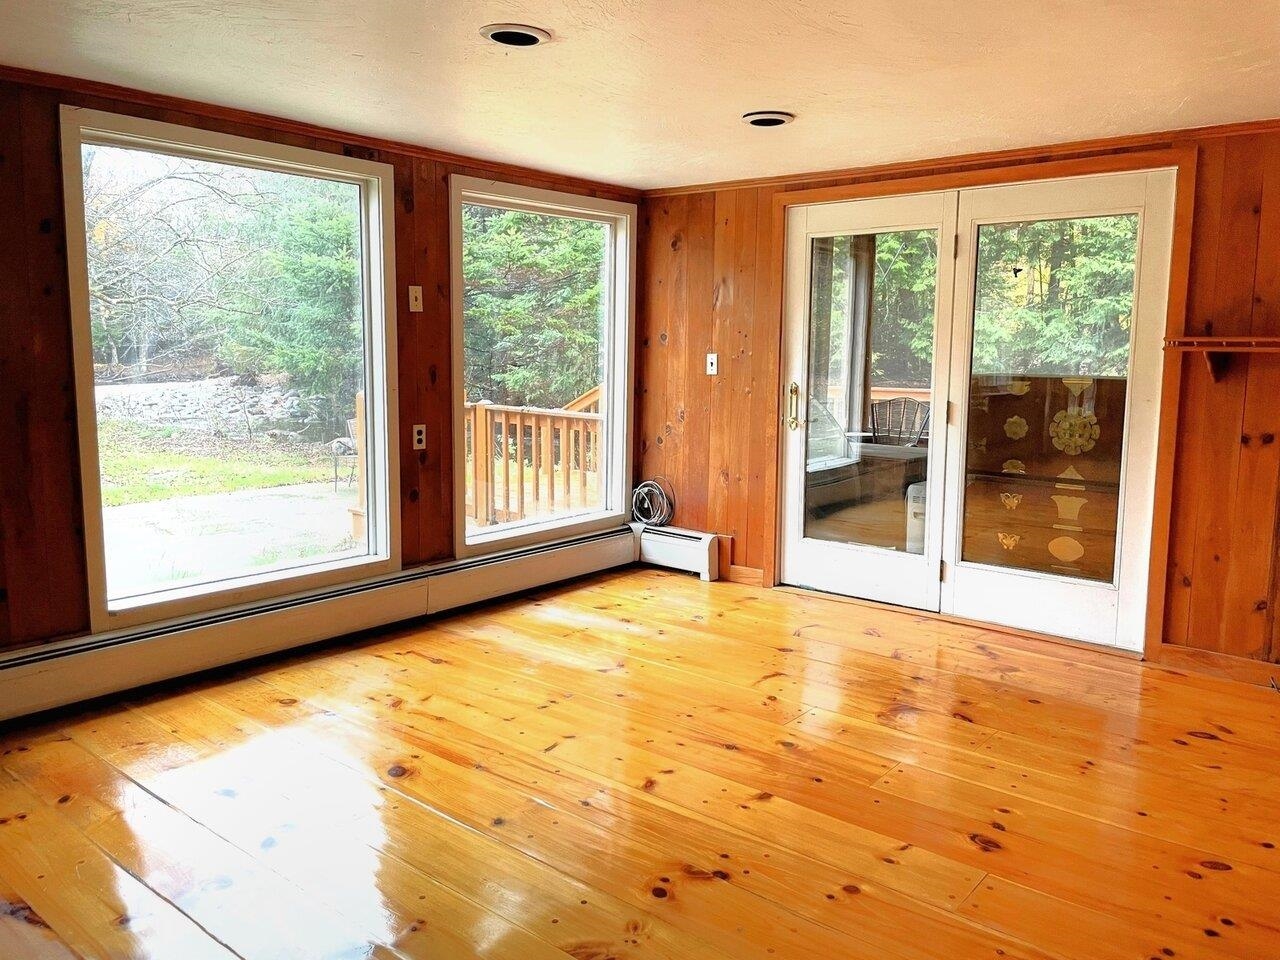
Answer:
[464,399,603,527]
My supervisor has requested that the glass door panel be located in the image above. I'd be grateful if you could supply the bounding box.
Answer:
[960,215,1138,582]
[781,191,956,612]
[941,170,1177,649]
[804,230,939,554]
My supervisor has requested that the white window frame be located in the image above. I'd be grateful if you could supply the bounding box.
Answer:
[449,176,636,558]
[60,106,401,633]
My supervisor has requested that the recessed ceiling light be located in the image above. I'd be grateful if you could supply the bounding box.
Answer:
[742,110,795,128]
[480,23,552,47]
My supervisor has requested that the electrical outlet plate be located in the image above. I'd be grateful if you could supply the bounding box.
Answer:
[706,352,718,375]
[408,285,424,313]
[412,424,427,450]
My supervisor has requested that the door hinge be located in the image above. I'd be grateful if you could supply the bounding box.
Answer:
[946,400,955,425]
[940,560,949,582]
[953,233,959,259]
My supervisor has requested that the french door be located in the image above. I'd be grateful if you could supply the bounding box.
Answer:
[780,170,1177,649]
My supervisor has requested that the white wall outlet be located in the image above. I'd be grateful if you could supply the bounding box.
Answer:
[408,285,424,313]
[412,424,427,450]
[706,352,718,375]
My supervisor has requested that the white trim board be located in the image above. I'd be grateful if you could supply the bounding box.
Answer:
[0,528,635,722]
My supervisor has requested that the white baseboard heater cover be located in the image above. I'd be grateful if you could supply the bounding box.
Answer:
[630,522,720,581]
[0,526,634,722]
[428,529,634,612]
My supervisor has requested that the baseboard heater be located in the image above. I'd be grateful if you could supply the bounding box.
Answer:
[0,526,634,722]
[630,521,720,581]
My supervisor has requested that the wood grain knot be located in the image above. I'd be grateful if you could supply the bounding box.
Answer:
[968,833,1003,853]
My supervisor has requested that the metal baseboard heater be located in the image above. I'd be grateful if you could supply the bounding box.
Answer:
[0,526,635,722]
[630,521,720,581]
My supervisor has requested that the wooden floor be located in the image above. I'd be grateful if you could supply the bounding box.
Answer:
[2,568,1279,959]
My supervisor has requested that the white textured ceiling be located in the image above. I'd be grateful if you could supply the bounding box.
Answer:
[1,1,1278,189]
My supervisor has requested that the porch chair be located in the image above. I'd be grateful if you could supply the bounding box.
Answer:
[870,397,930,446]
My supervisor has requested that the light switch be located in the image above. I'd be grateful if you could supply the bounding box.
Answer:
[706,352,718,375]
[408,285,424,313]
[412,424,426,450]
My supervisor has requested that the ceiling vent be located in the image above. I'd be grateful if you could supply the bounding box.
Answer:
[742,111,795,128]
[480,23,552,47]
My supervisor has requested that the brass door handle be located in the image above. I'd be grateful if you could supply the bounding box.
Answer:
[787,382,801,430]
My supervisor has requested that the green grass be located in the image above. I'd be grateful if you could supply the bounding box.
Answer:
[98,420,334,507]
[251,536,358,569]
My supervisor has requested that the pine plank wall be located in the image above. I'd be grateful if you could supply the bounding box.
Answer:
[0,70,638,650]
[2,65,1279,680]
[635,128,1280,675]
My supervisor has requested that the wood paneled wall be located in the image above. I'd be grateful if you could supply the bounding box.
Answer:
[0,68,637,650]
[5,62,1280,677]
[635,188,780,581]
[1163,134,1280,668]
[635,124,1280,671]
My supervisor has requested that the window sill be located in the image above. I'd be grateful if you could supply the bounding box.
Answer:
[460,511,627,558]
[97,551,399,633]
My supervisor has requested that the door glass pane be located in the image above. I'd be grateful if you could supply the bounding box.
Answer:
[460,203,612,542]
[804,230,937,553]
[81,143,375,605]
[961,214,1138,581]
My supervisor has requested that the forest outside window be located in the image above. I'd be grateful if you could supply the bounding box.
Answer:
[451,177,635,552]
[61,108,399,630]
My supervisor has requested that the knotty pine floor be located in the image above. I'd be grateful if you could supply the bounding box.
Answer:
[1,567,1278,960]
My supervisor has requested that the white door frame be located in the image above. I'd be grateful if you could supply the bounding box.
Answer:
[939,169,1177,650]
[780,191,958,610]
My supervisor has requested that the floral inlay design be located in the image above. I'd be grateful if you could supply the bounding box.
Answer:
[1000,492,1023,510]
[1004,415,1029,440]
[997,532,1021,550]
[1049,409,1100,455]
[1001,459,1026,475]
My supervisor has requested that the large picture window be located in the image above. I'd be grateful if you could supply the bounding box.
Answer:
[450,177,635,553]
[61,108,399,630]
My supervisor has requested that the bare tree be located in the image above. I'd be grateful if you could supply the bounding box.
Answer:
[83,145,270,380]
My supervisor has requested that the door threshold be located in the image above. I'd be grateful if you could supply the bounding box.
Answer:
[773,584,1142,661]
